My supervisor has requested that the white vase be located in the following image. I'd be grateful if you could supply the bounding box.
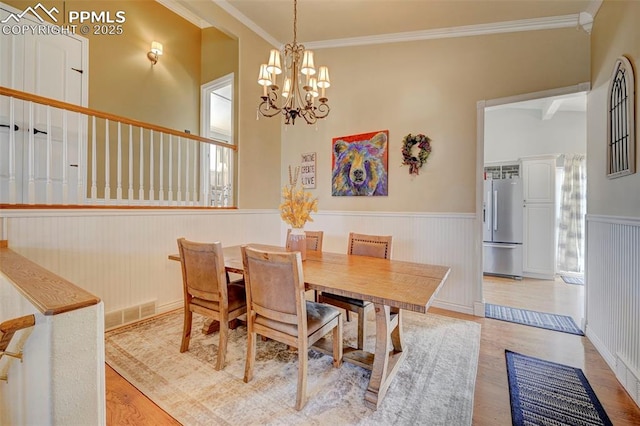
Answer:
[288,227,307,261]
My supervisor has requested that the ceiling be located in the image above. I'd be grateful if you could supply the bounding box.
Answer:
[218,0,600,46]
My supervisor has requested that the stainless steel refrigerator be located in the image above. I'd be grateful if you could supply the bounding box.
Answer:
[483,178,523,278]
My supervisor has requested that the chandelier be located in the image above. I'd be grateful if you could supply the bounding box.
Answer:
[257,0,330,125]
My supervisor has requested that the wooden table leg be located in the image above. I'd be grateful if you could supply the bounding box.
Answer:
[201,318,243,335]
[364,304,406,410]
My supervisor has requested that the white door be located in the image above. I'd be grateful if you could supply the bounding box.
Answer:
[25,30,84,204]
[0,4,86,204]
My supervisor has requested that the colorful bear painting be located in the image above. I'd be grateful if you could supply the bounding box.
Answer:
[331,130,388,196]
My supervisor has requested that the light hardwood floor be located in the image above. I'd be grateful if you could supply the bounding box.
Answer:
[106,276,640,425]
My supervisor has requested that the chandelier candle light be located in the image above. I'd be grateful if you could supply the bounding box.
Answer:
[257,0,330,125]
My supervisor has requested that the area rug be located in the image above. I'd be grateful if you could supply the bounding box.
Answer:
[505,350,612,426]
[105,309,481,425]
[485,303,584,336]
[562,275,585,285]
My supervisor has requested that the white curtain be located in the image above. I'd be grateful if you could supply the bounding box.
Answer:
[557,154,586,274]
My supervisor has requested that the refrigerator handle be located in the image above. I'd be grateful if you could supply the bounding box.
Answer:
[493,190,498,231]
[486,190,491,231]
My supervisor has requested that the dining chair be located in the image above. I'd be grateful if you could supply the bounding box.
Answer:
[286,229,324,301]
[285,229,324,252]
[241,245,343,411]
[177,238,247,371]
[318,232,392,350]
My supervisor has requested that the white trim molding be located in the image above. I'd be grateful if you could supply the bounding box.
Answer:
[155,0,211,28]
[306,14,581,50]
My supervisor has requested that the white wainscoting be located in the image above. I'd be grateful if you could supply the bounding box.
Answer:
[586,214,640,406]
[310,211,480,314]
[1,209,480,320]
[2,209,281,319]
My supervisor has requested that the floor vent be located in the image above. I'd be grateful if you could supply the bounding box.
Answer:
[616,354,640,406]
[105,300,157,330]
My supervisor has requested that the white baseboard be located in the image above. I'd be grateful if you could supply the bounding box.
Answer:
[431,299,475,316]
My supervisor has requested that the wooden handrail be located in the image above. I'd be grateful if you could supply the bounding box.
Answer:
[0,86,237,151]
[0,204,237,210]
[0,314,35,354]
[0,247,100,316]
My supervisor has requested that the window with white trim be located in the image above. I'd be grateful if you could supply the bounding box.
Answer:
[201,74,236,207]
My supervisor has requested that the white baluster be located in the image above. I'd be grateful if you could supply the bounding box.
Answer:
[128,125,133,204]
[27,102,35,204]
[62,110,68,204]
[168,134,173,205]
[77,113,84,204]
[149,130,154,202]
[185,138,190,205]
[201,143,209,207]
[46,106,52,204]
[159,133,164,204]
[116,122,122,202]
[91,116,97,202]
[211,146,218,207]
[224,147,230,207]
[104,119,110,203]
[8,97,16,204]
[138,127,144,202]
[177,137,182,205]
[192,141,197,206]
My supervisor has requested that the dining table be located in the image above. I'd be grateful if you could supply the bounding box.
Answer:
[169,244,450,410]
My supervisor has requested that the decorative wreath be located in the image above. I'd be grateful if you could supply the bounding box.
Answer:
[401,133,432,175]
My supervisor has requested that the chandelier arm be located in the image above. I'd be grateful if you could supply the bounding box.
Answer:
[313,102,330,119]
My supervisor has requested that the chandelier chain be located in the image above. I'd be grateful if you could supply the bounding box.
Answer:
[293,0,297,44]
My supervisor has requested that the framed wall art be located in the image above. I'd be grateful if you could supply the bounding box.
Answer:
[331,130,388,196]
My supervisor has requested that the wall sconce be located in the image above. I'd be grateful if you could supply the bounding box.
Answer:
[147,41,163,65]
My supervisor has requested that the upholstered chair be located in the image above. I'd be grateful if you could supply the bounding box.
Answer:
[241,245,342,410]
[177,238,247,370]
[318,232,392,350]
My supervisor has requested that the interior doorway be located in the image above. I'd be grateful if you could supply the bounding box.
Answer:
[478,84,588,322]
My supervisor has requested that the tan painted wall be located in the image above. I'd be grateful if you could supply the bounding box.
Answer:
[588,0,640,217]
[181,1,281,209]
[282,28,590,213]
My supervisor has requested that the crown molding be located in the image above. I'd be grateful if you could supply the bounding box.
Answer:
[160,1,596,50]
[155,0,210,29]
[213,0,280,47]
[305,14,580,50]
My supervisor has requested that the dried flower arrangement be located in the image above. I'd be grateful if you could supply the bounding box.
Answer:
[279,165,318,228]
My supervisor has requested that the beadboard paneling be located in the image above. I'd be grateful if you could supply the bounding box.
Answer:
[3,210,479,315]
[300,211,479,313]
[4,210,280,315]
[586,214,640,404]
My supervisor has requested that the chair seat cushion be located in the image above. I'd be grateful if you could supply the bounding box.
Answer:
[320,292,370,308]
[191,283,246,312]
[255,301,340,337]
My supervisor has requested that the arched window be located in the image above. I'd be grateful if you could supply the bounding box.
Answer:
[607,56,636,178]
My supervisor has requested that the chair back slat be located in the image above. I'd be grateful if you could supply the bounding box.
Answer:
[242,247,306,327]
[348,232,392,259]
[286,229,324,252]
[177,238,226,303]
